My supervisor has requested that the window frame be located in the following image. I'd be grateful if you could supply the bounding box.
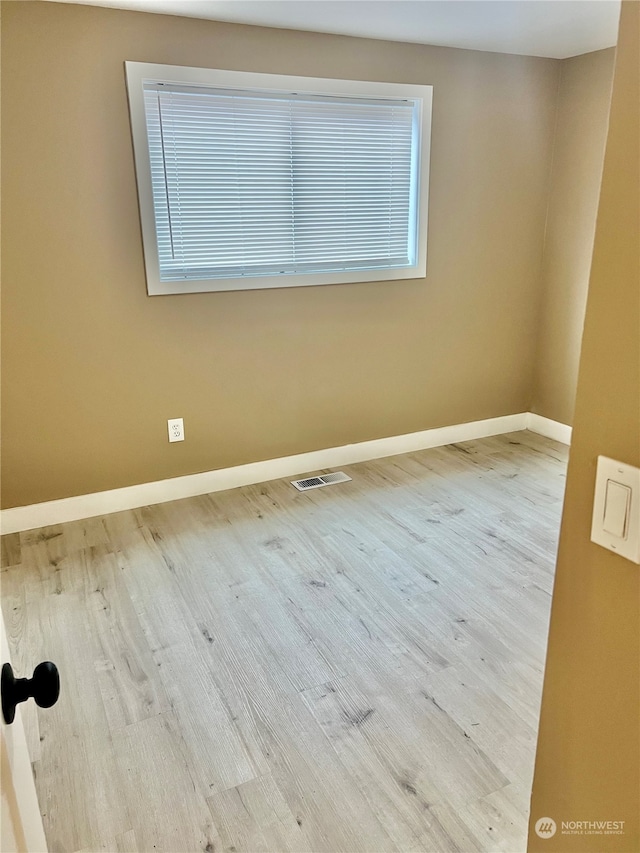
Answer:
[125,62,432,296]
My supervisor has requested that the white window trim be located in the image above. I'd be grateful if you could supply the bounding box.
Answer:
[125,62,432,296]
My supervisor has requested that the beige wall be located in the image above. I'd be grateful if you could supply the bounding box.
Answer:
[0,1,560,508]
[529,3,639,850]
[532,48,615,426]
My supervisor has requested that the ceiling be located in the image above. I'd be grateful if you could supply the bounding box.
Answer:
[45,0,620,59]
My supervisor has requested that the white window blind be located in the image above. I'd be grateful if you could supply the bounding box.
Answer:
[142,83,419,283]
[126,64,431,294]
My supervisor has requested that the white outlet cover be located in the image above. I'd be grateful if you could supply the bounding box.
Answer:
[167,418,184,443]
[591,456,640,564]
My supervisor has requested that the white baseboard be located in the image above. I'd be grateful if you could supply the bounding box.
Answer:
[526,413,572,445]
[0,411,570,534]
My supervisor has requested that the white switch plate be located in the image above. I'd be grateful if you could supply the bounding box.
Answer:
[167,418,184,443]
[591,456,640,564]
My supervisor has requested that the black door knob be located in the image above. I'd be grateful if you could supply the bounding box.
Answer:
[1,661,60,724]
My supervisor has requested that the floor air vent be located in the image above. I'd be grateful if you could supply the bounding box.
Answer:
[291,471,352,491]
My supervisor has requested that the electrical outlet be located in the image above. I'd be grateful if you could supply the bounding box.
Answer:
[167,418,184,443]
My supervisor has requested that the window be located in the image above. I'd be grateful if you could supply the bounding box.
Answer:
[125,63,432,295]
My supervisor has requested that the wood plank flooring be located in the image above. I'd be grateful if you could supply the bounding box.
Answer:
[1,430,568,853]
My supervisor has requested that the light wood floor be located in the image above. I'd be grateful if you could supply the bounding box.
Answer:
[1,430,568,853]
